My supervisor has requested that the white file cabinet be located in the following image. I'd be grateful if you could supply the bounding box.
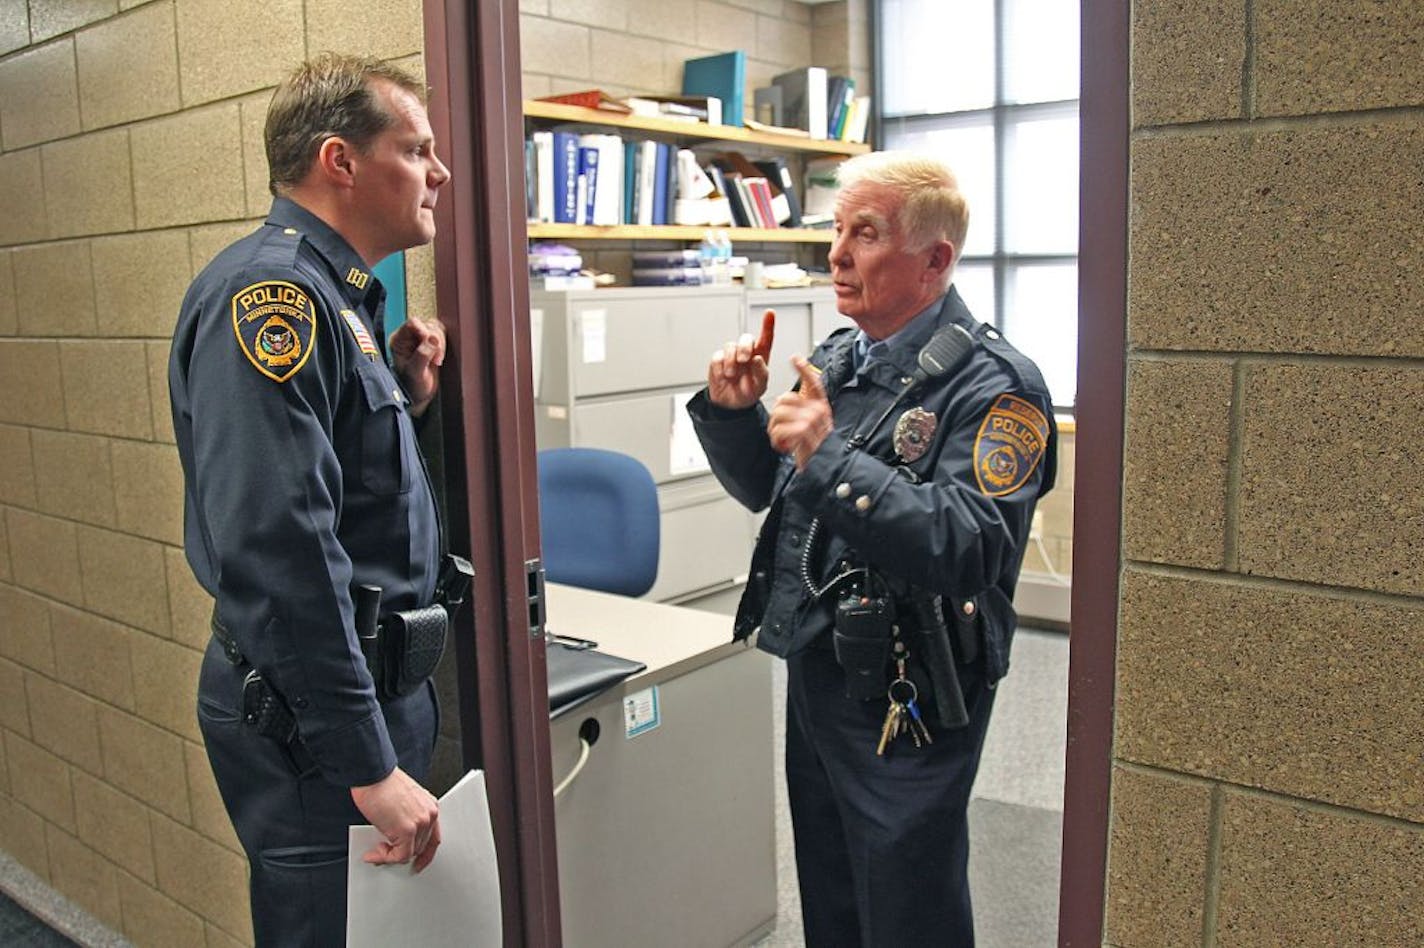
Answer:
[530,284,841,603]
[531,286,752,602]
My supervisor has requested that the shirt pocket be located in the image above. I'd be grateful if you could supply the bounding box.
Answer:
[355,360,412,495]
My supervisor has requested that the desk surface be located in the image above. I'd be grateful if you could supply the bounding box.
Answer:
[544,583,745,688]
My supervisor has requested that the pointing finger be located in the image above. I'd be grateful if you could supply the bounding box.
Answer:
[750,309,775,361]
[792,355,827,401]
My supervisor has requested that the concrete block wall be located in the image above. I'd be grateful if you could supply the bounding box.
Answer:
[519,0,828,110]
[0,1,428,944]
[1108,2,1424,944]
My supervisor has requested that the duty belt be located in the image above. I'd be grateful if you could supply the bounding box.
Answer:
[210,602,452,701]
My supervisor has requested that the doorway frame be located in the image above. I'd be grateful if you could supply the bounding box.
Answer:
[1058,0,1128,944]
[422,2,563,944]
[419,0,1131,942]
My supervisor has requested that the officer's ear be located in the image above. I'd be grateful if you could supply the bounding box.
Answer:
[923,239,955,284]
[314,136,357,188]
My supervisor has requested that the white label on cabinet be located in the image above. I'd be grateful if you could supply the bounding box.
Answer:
[623,686,661,738]
[669,391,711,476]
[546,405,568,420]
[579,309,607,364]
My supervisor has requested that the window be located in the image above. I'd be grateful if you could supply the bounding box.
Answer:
[877,0,1080,410]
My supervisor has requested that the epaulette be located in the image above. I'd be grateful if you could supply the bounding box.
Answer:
[976,323,1051,400]
[245,224,305,270]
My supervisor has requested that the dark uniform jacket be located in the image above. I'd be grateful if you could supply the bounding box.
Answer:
[688,287,1056,683]
[170,198,441,787]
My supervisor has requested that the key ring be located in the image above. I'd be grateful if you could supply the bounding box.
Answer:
[887,677,918,705]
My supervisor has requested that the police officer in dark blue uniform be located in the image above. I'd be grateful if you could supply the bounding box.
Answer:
[689,151,1056,946]
[169,54,452,945]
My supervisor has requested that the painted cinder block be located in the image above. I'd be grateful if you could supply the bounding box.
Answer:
[1117,569,1424,822]
[1130,124,1424,358]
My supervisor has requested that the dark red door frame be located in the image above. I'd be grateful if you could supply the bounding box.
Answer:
[1058,0,1128,944]
[422,2,561,945]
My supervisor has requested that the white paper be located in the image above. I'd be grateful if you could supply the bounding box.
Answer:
[579,309,606,364]
[346,770,503,947]
[669,391,711,476]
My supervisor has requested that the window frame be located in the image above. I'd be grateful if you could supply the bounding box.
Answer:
[873,0,1081,412]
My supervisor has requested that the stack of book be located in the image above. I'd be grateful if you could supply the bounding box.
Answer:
[524,135,804,231]
[527,131,624,226]
[704,152,800,230]
[624,94,723,125]
[529,242,594,290]
[631,249,708,286]
[765,68,871,143]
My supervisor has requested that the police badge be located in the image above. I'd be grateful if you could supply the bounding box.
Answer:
[893,407,937,462]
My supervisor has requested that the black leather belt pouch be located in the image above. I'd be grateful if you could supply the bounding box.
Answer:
[242,670,297,742]
[379,604,449,698]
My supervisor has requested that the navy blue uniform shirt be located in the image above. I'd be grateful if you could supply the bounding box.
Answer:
[170,197,441,786]
[689,286,1056,680]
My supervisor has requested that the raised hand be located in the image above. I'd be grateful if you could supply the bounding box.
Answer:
[389,317,446,417]
[767,355,833,469]
[706,310,775,410]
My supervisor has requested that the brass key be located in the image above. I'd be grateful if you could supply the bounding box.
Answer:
[884,675,921,754]
[876,701,902,756]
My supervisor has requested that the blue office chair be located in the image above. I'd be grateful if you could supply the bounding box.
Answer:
[537,447,660,597]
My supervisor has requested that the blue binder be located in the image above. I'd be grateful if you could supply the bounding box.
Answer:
[682,50,746,128]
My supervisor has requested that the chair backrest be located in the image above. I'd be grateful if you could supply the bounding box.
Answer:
[536,448,660,597]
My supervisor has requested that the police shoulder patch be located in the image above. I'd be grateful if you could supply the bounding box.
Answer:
[973,393,1050,497]
[231,280,317,382]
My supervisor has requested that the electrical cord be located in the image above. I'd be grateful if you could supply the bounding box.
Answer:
[553,737,591,798]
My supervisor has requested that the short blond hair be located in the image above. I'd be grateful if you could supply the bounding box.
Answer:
[265,53,426,196]
[835,151,969,254]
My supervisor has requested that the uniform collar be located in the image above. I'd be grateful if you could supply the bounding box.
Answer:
[853,290,970,386]
[265,197,383,312]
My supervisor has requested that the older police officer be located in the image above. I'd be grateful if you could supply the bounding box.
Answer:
[170,54,451,944]
[688,151,1056,946]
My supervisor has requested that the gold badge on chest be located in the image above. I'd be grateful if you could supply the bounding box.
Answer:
[893,407,937,462]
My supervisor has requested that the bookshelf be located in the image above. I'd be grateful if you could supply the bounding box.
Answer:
[528,223,833,243]
[523,100,869,243]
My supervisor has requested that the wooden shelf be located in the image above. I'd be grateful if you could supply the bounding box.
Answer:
[527,223,834,243]
[524,100,871,156]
